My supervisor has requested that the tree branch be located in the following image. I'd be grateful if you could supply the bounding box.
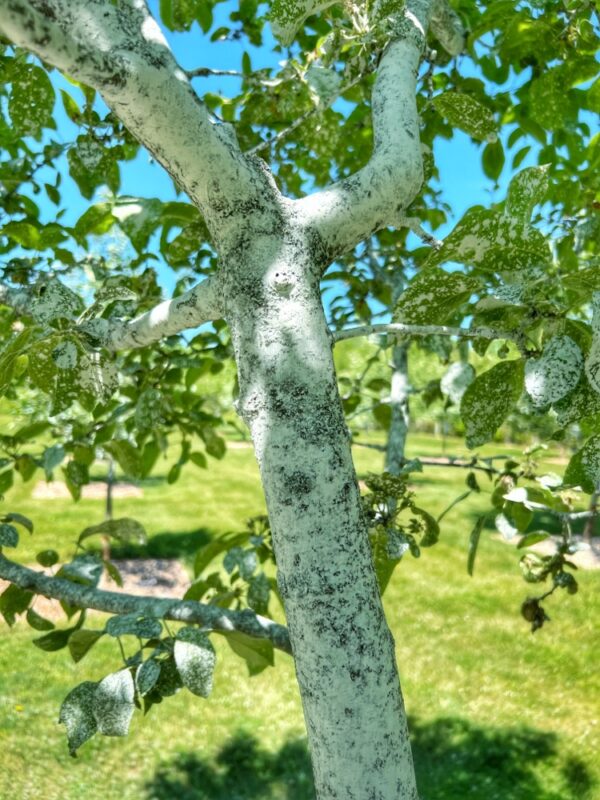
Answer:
[294,0,464,260]
[333,322,524,347]
[81,275,224,351]
[0,0,266,235]
[0,554,292,655]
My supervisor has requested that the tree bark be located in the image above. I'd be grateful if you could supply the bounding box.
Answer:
[226,235,418,798]
[386,342,411,475]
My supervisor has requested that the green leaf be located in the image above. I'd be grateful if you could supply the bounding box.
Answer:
[2,221,41,249]
[305,64,342,107]
[394,269,480,325]
[26,608,55,631]
[223,546,257,580]
[57,555,103,588]
[93,670,135,737]
[433,91,497,142]
[221,630,274,676]
[0,523,19,547]
[36,549,59,568]
[269,0,325,45]
[467,516,486,576]
[105,440,141,478]
[529,68,567,130]
[505,166,549,223]
[461,359,524,448]
[247,573,271,615]
[413,507,440,547]
[564,434,600,494]
[9,63,55,136]
[3,512,33,534]
[79,518,147,545]
[174,628,216,697]
[0,584,33,626]
[42,445,65,479]
[60,89,81,122]
[33,628,73,652]
[525,336,583,407]
[113,198,163,252]
[59,682,99,756]
[68,629,105,663]
[136,659,161,697]
[517,532,550,549]
[425,208,550,273]
[105,614,162,639]
[193,533,248,577]
[0,469,14,496]
[134,388,164,431]
[29,279,84,324]
[482,139,505,182]
[103,560,123,587]
[74,203,116,239]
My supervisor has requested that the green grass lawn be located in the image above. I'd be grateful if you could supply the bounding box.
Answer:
[0,433,598,800]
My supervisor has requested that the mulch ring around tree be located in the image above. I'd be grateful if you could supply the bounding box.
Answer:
[31,481,144,499]
[498,534,600,570]
[0,558,190,623]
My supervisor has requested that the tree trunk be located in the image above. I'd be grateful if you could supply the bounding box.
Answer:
[385,342,411,475]
[227,245,418,799]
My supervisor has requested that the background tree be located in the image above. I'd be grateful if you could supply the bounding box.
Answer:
[0,1,598,799]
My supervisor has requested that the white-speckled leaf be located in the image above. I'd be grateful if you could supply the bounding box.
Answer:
[394,269,480,325]
[135,659,161,697]
[305,64,342,107]
[440,362,475,404]
[554,374,600,426]
[585,294,600,395]
[93,670,135,736]
[269,0,334,45]
[105,613,162,639]
[433,91,497,142]
[525,336,583,407]
[174,629,216,697]
[505,166,549,223]
[425,208,551,273]
[59,681,98,756]
[564,434,600,494]
[495,513,518,541]
[29,278,84,324]
[28,335,118,413]
[0,523,19,547]
[461,360,524,448]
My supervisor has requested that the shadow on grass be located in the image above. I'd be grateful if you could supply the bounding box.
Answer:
[144,720,595,800]
[410,716,594,800]
[144,731,314,800]
[108,528,212,561]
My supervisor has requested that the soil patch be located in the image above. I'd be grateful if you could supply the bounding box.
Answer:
[498,534,600,570]
[0,558,190,624]
[32,481,144,500]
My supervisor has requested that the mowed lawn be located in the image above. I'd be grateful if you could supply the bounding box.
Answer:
[0,433,598,800]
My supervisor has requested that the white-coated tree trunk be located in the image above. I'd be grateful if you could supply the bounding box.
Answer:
[226,233,418,799]
[386,342,411,475]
